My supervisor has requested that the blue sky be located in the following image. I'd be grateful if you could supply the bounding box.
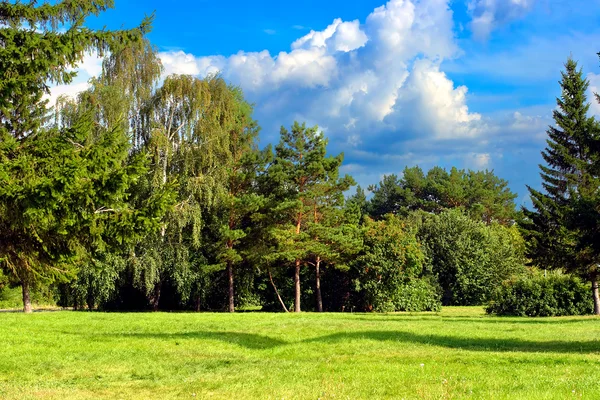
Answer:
[58,0,600,205]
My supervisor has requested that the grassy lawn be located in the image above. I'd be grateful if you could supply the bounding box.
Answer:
[1,307,599,399]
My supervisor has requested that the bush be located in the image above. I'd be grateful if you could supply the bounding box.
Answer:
[353,215,441,312]
[486,271,593,316]
[393,278,442,312]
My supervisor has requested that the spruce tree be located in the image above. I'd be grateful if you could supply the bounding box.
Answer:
[0,1,161,312]
[522,58,600,315]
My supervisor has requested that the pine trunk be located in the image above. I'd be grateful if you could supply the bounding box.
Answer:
[22,279,32,314]
[268,269,289,312]
[315,256,323,312]
[294,259,301,312]
[592,278,600,316]
[227,260,235,313]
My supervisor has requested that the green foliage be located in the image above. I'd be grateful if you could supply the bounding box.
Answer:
[352,215,438,312]
[0,0,168,312]
[393,278,442,312]
[418,209,526,306]
[521,58,600,283]
[0,0,151,140]
[368,166,517,224]
[487,271,593,316]
[0,285,56,309]
[266,121,356,312]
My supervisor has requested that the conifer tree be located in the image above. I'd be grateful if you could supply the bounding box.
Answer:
[214,87,266,312]
[267,122,353,312]
[522,58,600,315]
[0,1,163,312]
[304,159,357,312]
[367,166,517,224]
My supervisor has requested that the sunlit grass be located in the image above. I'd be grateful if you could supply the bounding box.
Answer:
[1,307,599,399]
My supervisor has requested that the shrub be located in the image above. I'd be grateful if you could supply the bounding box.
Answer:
[353,215,441,312]
[486,271,593,316]
[393,278,442,312]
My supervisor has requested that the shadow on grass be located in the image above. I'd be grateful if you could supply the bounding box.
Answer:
[347,315,597,325]
[106,329,599,354]
[108,331,287,350]
[438,317,598,325]
[305,330,600,354]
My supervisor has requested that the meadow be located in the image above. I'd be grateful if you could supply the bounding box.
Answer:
[1,307,599,399]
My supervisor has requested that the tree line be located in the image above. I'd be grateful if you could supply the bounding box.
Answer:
[1,1,599,315]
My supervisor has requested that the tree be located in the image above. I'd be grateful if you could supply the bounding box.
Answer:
[267,122,354,312]
[419,209,525,306]
[305,173,359,312]
[126,74,243,310]
[368,166,517,224]
[352,215,440,312]
[521,58,600,315]
[50,39,166,311]
[0,0,166,313]
[213,87,265,312]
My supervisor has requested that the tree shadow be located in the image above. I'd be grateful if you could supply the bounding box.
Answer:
[437,317,599,325]
[101,328,599,354]
[347,315,598,325]
[304,330,600,354]
[105,331,287,350]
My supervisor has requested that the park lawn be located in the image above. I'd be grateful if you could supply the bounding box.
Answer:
[0,307,599,399]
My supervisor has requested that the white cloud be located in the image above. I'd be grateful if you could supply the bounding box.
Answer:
[465,152,491,169]
[160,51,203,76]
[468,0,536,39]
[157,0,478,145]
[46,52,104,107]
[587,72,600,117]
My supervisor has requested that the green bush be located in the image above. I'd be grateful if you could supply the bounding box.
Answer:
[353,215,441,312]
[393,278,442,312]
[486,271,593,316]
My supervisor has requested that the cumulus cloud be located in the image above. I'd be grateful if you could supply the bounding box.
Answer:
[43,0,552,196]
[468,0,536,40]
[158,0,478,144]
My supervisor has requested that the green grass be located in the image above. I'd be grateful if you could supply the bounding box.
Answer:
[1,307,599,399]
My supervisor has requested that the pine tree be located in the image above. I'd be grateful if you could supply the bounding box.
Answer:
[267,122,354,312]
[367,166,517,224]
[214,87,266,312]
[521,58,600,315]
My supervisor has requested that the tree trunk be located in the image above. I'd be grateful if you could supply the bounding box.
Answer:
[294,259,301,312]
[151,281,161,311]
[592,278,600,316]
[86,293,95,312]
[315,256,323,312]
[22,279,32,314]
[227,260,235,313]
[195,295,201,312]
[268,268,289,312]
